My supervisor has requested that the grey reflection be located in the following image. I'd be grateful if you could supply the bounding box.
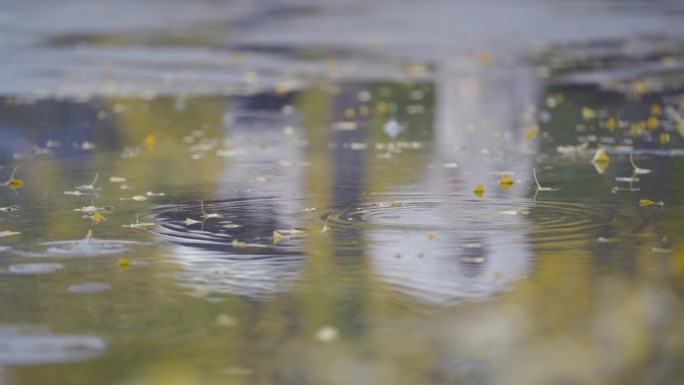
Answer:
[368,64,539,304]
[162,94,306,299]
[171,245,302,300]
[0,324,105,366]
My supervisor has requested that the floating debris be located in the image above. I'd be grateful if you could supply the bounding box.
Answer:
[145,191,165,197]
[84,211,106,224]
[77,174,99,192]
[273,228,307,243]
[533,168,557,191]
[117,258,132,268]
[122,214,155,229]
[473,184,484,198]
[200,201,221,219]
[321,215,331,233]
[64,190,88,197]
[442,162,458,169]
[332,121,358,131]
[216,314,238,327]
[639,199,664,207]
[315,326,339,343]
[557,141,589,155]
[230,239,266,249]
[73,204,113,214]
[119,195,148,201]
[109,176,128,183]
[500,209,530,216]
[611,186,640,193]
[183,218,202,226]
[581,106,597,120]
[0,205,20,215]
[591,147,610,164]
[378,200,399,208]
[630,153,651,174]
[0,230,20,237]
[499,175,514,186]
[615,177,639,183]
[1,166,24,190]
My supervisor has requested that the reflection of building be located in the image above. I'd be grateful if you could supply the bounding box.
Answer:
[155,93,309,300]
[368,64,540,304]
[159,68,539,304]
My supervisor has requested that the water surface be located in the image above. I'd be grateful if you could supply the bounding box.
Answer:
[2,1,684,384]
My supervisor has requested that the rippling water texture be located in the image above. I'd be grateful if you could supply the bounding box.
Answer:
[2,1,684,384]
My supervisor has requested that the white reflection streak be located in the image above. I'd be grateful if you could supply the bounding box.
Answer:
[369,63,539,304]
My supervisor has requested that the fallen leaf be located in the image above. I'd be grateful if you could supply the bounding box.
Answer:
[473,184,484,198]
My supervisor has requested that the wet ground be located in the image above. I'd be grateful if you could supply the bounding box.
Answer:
[2,1,684,384]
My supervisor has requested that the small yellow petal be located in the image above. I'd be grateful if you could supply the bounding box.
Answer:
[7,178,23,190]
[273,230,283,244]
[581,107,597,120]
[117,258,132,268]
[639,199,664,207]
[473,184,484,198]
[499,176,514,185]
[478,52,492,66]
[650,104,661,116]
[660,133,670,145]
[591,147,610,164]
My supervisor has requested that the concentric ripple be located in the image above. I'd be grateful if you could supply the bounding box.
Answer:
[526,199,616,245]
[150,197,304,251]
[318,194,616,304]
[150,198,306,300]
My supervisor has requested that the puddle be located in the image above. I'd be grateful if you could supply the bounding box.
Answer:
[1,1,684,385]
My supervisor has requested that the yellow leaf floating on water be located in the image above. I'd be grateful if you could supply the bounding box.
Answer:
[591,147,610,164]
[660,133,671,145]
[647,117,658,130]
[273,229,307,244]
[117,258,132,268]
[7,178,23,190]
[273,230,283,244]
[427,233,436,241]
[145,134,156,149]
[581,107,597,120]
[499,175,514,190]
[650,104,662,116]
[478,51,492,66]
[591,147,610,174]
[90,211,105,224]
[473,184,484,198]
[2,167,24,190]
[639,199,664,207]
[524,124,539,139]
[604,118,617,132]
[231,239,248,248]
